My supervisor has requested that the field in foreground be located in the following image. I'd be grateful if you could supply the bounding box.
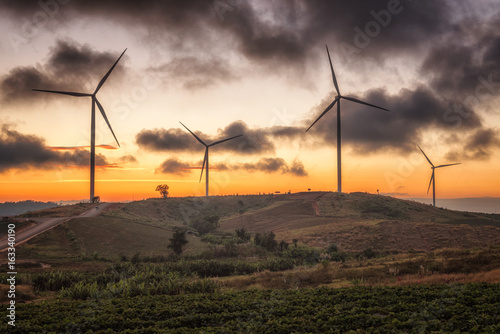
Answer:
[1,192,500,332]
[2,284,499,333]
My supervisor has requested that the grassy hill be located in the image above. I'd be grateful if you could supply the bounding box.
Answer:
[219,192,500,252]
[2,192,500,332]
[9,192,500,263]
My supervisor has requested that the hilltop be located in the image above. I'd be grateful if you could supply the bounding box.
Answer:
[219,192,500,252]
[4,192,500,260]
[2,191,500,331]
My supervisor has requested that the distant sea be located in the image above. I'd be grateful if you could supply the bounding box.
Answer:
[408,198,500,214]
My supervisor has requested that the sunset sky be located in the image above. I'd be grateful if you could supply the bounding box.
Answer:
[1,0,499,202]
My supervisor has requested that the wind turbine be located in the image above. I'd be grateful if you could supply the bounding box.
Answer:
[417,145,461,207]
[180,122,242,197]
[33,49,127,203]
[306,45,389,193]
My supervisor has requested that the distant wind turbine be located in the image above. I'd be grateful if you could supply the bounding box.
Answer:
[306,45,389,193]
[33,49,127,203]
[180,122,242,197]
[417,145,461,207]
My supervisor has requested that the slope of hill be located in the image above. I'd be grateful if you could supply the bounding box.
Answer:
[219,192,500,252]
[8,192,500,260]
[7,195,275,260]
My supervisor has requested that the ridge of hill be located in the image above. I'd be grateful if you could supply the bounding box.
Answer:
[5,192,500,259]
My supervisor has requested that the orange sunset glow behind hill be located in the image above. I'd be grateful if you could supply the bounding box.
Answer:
[1,1,499,204]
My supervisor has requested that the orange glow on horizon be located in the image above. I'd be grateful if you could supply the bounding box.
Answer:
[1,153,499,203]
[49,145,119,151]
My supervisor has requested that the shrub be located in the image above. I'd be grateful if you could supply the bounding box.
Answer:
[363,247,376,259]
[168,228,188,255]
[191,215,220,235]
[254,231,278,251]
[235,228,251,242]
[327,243,338,253]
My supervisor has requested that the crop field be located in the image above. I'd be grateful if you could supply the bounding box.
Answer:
[1,284,499,333]
[2,193,500,332]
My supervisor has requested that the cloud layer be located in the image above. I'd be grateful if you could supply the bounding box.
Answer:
[2,0,500,164]
[1,40,126,104]
[0,124,128,172]
[155,157,308,177]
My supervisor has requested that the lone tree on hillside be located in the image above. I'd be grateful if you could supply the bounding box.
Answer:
[156,184,169,198]
[168,228,188,255]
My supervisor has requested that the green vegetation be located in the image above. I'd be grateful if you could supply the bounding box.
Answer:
[168,228,188,255]
[3,192,500,332]
[3,284,499,333]
[191,214,220,235]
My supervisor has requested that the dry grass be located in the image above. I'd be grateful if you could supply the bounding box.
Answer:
[220,192,500,253]
[0,285,35,304]
[19,203,94,218]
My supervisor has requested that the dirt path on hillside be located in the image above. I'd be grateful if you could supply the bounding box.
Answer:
[0,203,112,252]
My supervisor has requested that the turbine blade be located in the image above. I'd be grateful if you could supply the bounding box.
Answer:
[342,96,389,111]
[305,98,338,132]
[94,97,120,147]
[209,134,243,147]
[199,148,208,183]
[32,89,91,97]
[427,171,434,195]
[94,49,127,94]
[179,121,207,146]
[417,145,434,167]
[326,45,340,96]
[435,163,461,168]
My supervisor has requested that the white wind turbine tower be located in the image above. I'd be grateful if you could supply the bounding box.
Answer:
[33,49,127,203]
[180,122,242,197]
[417,145,461,207]
[306,45,389,193]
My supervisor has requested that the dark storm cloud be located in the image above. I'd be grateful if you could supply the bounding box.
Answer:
[303,0,451,57]
[155,156,308,177]
[155,56,238,90]
[0,124,113,171]
[3,1,499,161]
[304,13,500,159]
[136,128,197,152]
[155,158,191,175]
[118,155,138,164]
[0,0,457,66]
[216,121,276,154]
[306,86,483,154]
[241,158,308,177]
[1,40,126,104]
[0,66,49,103]
[47,40,126,83]
[289,159,308,176]
[445,128,500,161]
[421,17,500,99]
[242,158,286,173]
[136,121,277,155]
[0,124,58,171]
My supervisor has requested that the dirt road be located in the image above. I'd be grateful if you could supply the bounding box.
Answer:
[0,203,111,252]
